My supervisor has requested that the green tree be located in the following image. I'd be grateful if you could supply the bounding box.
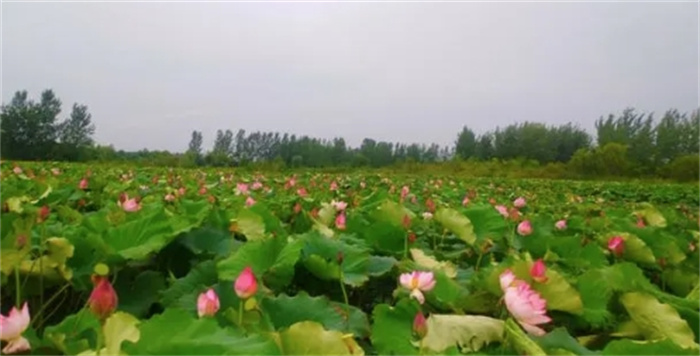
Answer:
[454,126,477,159]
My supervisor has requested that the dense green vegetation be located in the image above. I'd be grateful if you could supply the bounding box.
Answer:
[1,161,699,355]
[1,89,698,182]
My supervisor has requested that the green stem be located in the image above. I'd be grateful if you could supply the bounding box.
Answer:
[418,338,425,355]
[238,299,244,329]
[438,228,447,253]
[95,322,104,355]
[404,233,409,259]
[338,271,350,331]
[15,267,21,307]
[39,224,47,325]
[475,248,485,272]
[31,283,71,328]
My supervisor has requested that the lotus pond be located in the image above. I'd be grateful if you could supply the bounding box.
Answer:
[1,162,699,355]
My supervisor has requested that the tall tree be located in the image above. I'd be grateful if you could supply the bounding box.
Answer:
[187,130,203,156]
[454,126,477,159]
[55,103,96,160]
[0,89,63,160]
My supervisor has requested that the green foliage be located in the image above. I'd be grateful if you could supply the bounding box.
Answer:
[1,162,698,355]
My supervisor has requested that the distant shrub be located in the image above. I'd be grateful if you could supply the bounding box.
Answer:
[660,154,700,182]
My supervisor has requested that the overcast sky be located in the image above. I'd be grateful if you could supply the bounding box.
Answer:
[2,1,698,152]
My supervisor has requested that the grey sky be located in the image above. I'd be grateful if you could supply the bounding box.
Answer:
[2,1,698,152]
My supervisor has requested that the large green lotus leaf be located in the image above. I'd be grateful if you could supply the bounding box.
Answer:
[87,312,140,356]
[249,203,287,238]
[0,244,32,277]
[519,219,555,258]
[462,204,508,243]
[370,299,420,355]
[276,321,364,355]
[619,292,698,349]
[317,202,337,226]
[531,328,598,355]
[372,199,416,227]
[549,236,609,270]
[171,199,211,234]
[510,260,584,315]
[634,203,667,228]
[217,236,302,290]
[115,270,166,318]
[299,232,371,287]
[161,260,218,309]
[576,269,614,328]
[235,208,267,241]
[417,314,504,353]
[177,227,234,257]
[434,208,476,245]
[355,219,406,255]
[367,255,397,277]
[56,205,84,225]
[410,248,457,278]
[260,291,369,337]
[42,309,101,355]
[504,318,547,356]
[602,339,698,355]
[123,308,280,355]
[604,232,656,266]
[19,237,75,281]
[662,268,699,297]
[686,283,700,301]
[103,209,175,260]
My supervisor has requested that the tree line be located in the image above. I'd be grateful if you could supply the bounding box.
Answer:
[1,89,698,181]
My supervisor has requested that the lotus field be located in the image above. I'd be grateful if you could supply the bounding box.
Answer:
[1,161,699,355]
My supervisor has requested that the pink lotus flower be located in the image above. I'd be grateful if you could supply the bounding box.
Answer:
[245,196,256,207]
[335,212,347,230]
[79,178,89,190]
[530,259,548,283]
[297,188,308,197]
[495,205,509,218]
[330,181,339,191]
[331,200,347,211]
[513,197,526,208]
[236,183,249,195]
[177,187,186,196]
[164,193,175,202]
[554,220,567,230]
[199,186,208,195]
[636,216,646,228]
[425,198,436,213]
[608,236,625,256]
[286,177,296,189]
[234,267,258,299]
[12,166,22,175]
[400,186,410,200]
[0,302,31,354]
[293,203,302,214]
[499,269,551,336]
[399,271,436,304]
[517,220,532,236]
[462,196,470,206]
[197,289,220,318]
[413,312,427,339]
[402,214,411,229]
[119,195,141,212]
[88,275,118,321]
[251,181,263,190]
